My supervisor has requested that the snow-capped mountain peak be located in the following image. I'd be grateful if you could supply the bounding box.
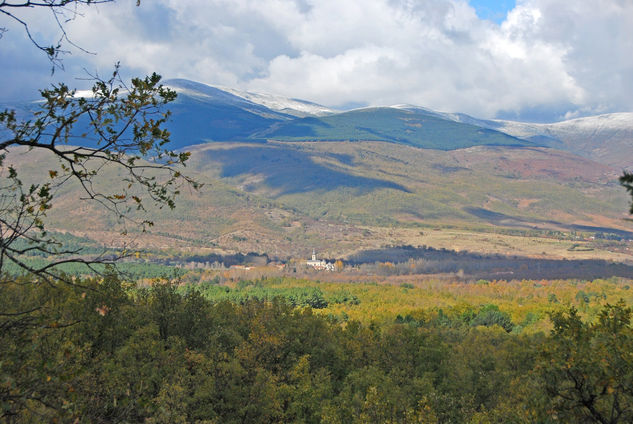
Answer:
[218,87,335,117]
[163,79,334,118]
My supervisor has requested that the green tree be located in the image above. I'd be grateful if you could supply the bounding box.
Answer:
[536,301,633,423]
[470,304,514,333]
[620,172,633,214]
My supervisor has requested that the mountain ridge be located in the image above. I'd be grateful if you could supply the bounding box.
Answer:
[160,79,632,168]
[161,79,540,151]
[5,78,631,168]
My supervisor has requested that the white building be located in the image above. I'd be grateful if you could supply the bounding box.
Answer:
[306,250,335,271]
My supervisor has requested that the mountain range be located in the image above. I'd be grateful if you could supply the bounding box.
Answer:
[2,79,633,261]
[163,79,633,169]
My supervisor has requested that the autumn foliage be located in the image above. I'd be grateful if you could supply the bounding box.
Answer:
[2,274,633,422]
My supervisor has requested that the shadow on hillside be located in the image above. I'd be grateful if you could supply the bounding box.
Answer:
[348,245,633,280]
[203,145,410,196]
[465,207,633,239]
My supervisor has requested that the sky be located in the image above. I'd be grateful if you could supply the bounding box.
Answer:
[1,0,632,122]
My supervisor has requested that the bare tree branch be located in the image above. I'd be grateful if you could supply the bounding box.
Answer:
[0,0,136,69]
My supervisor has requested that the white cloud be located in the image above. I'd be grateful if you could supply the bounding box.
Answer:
[2,0,633,120]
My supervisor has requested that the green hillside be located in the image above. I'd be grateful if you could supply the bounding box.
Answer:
[255,107,533,149]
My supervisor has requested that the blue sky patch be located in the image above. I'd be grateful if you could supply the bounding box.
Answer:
[469,0,516,24]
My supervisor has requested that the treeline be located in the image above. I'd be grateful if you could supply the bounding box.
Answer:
[2,275,633,423]
[189,278,361,310]
[348,245,633,280]
[165,251,272,267]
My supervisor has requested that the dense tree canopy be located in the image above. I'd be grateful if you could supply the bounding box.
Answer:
[3,276,633,422]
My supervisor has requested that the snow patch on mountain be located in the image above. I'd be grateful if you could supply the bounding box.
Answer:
[219,87,335,117]
[72,90,96,98]
[487,113,633,168]
[163,79,334,118]
[492,113,633,138]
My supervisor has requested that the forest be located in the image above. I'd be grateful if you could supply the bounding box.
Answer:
[2,273,633,423]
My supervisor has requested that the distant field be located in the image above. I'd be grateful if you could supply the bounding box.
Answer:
[361,226,633,263]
